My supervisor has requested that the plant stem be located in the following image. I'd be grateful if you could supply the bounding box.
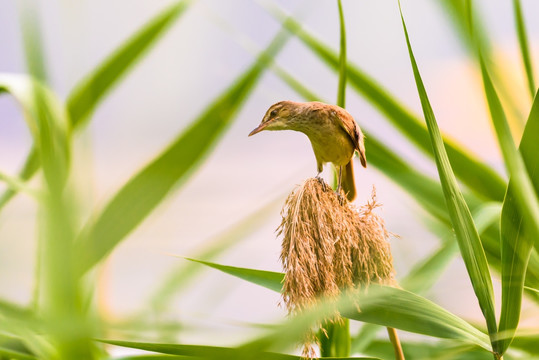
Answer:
[319,319,351,357]
[387,327,405,360]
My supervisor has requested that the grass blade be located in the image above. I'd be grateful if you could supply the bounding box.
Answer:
[17,0,48,83]
[187,260,491,350]
[74,28,290,276]
[336,0,346,108]
[0,148,40,209]
[398,4,498,353]
[185,258,283,293]
[498,91,539,353]
[0,347,37,360]
[0,74,69,193]
[512,0,536,98]
[261,1,506,202]
[99,340,380,360]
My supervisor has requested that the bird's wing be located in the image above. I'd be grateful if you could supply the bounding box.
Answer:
[333,108,367,168]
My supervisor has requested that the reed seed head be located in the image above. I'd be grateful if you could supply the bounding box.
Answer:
[277,178,396,356]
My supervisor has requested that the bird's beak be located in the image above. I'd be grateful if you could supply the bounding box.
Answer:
[248,122,267,136]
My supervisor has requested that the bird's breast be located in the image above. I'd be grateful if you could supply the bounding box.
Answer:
[306,126,356,166]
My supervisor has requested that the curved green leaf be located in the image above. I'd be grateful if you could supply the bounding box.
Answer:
[99,340,380,360]
[398,4,498,352]
[187,260,491,350]
[0,74,69,192]
[74,27,290,276]
[185,258,283,293]
[498,91,539,352]
[0,347,36,360]
[512,0,536,98]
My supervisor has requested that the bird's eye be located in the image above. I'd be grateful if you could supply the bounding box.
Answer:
[270,109,278,118]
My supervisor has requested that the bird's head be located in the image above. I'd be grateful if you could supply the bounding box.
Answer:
[248,101,301,136]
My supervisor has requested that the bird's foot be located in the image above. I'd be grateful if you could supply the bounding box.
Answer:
[335,190,347,206]
[315,175,329,192]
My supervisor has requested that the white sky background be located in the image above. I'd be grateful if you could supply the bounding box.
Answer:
[0,0,538,348]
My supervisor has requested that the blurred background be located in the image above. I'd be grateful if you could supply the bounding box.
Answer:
[0,0,538,352]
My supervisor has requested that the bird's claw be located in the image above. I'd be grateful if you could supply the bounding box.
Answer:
[336,190,347,205]
[315,175,329,192]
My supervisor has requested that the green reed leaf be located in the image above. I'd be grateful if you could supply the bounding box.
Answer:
[0,346,37,360]
[187,260,491,350]
[512,0,536,98]
[336,0,347,108]
[185,258,283,293]
[74,28,290,276]
[0,74,69,193]
[99,340,380,360]
[398,4,498,352]
[498,91,539,353]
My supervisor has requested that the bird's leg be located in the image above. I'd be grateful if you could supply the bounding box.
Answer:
[315,166,329,192]
[337,166,343,194]
[336,166,346,205]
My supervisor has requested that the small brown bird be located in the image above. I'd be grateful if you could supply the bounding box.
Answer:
[249,101,366,201]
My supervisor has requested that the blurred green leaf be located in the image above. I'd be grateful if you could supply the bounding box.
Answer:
[510,334,539,355]
[0,74,69,194]
[512,0,536,98]
[498,91,539,353]
[17,0,48,83]
[188,260,491,349]
[438,0,524,127]
[150,194,285,311]
[262,1,506,203]
[364,339,494,360]
[74,26,290,276]
[108,357,187,360]
[0,0,194,211]
[0,171,39,199]
[0,148,39,210]
[336,0,346,108]
[402,203,500,294]
[0,347,36,360]
[99,340,380,360]
[398,4,498,352]
[67,0,194,128]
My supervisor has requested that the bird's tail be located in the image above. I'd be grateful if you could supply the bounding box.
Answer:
[342,160,356,201]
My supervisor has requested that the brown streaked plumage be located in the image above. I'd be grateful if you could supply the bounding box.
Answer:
[249,101,366,201]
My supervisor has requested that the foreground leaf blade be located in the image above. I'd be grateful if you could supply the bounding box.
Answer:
[189,260,491,350]
[498,91,539,352]
[74,28,290,275]
[512,0,536,98]
[100,340,380,360]
[398,4,497,352]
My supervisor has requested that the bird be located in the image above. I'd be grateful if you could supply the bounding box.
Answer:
[249,100,366,201]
